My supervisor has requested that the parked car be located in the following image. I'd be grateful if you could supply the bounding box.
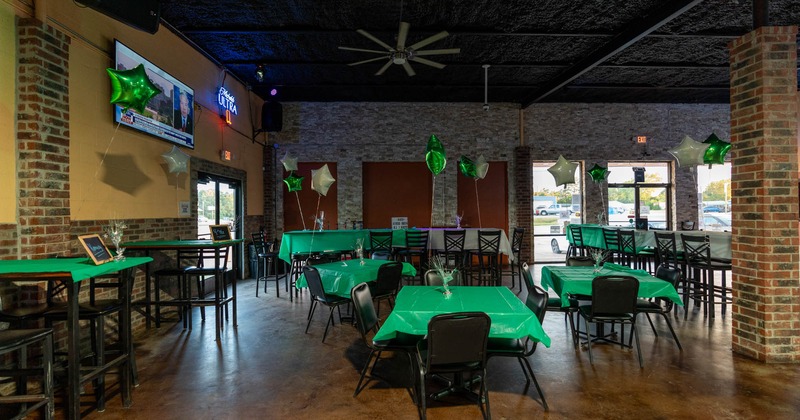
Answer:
[703,214,731,231]
[536,204,571,216]
[703,205,723,213]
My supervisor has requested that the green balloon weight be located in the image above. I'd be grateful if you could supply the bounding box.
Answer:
[587,164,610,183]
[425,134,447,176]
[458,156,477,178]
[283,172,304,192]
[702,133,731,165]
[106,64,162,114]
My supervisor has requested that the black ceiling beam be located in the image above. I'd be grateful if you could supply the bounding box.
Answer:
[183,28,737,39]
[255,83,728,91]
[520,0,706,108]
[223,60,729,70]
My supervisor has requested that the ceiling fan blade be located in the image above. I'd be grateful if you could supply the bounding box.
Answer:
[375,60,393,76]
[338,46,391,54]
[408,31,449,51]
[349,56,391,66]
[402,61,416,77]
[356,29,394,51]
[410,56,445,69]
[396,22,410,49]
[414,48,461,56]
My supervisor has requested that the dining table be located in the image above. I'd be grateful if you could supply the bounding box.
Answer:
[295,259,416,298]
[566,223,732,260]
[373,286,551,347]
[122,239,243,341]
[0,256,152,420]
[540,263,684,307]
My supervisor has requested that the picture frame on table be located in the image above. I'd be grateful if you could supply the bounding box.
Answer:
[209,224,232,242]
[78,234,115,265]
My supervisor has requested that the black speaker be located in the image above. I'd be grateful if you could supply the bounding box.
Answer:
[79,0,161,34]
[261,101,283,132]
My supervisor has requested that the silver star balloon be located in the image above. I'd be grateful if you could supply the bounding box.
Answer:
[547,155,578,187]
[668,135,708,167]
[311,164,336,196]
[280,152,298,172]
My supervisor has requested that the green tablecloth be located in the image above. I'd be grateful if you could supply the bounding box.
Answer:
[566,224,732,259]
[373,286,551,347]
[295,259,416,297]
[540,263,683,307]
[566,224,652,253]
[0,256,153,282]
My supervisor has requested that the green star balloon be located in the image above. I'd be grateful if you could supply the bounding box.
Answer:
[587,164,610,183]
[106,64,162,113]
[283,172,304,192]
[702,133,731,165]
[458,156,477,178]
[425,134,447,176]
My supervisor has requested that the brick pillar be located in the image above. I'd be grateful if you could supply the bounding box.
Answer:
[263,141,277,241]
[15,18,71,259]
[514,146,532,263]
[729,26,799,362]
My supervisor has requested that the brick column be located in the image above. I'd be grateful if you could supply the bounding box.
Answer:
[729,26,799,362]
[16,18,71,259]
[263,141,277,240]
[514,146,532,263]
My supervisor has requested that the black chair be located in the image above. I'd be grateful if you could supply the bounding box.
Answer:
[368,230,394,260]
[578,275,643,368]
[653,231,683,270]
[0,328,54,420]
[441,229,466,270]
[252,232,285,297]
[633,265,682,350]
[487,283,548,410]
[368,261,403,316]
[423,269,463,286]
[415,312,492,420]
[601,228,622,263]
[680,234,732,319]
[395,230,429,284]
[566,225,586,257]
[184,246,233,331]
[618,229,654,272]
[473,230,501,286]
[152,248,197,328]
[303,265,351,342]
[503,227,525,293]
[351,282,419,398]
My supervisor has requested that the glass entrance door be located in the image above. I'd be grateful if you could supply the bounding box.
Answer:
[197,173,242,275]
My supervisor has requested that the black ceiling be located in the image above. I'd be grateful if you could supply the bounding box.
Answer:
[158,0,799,106]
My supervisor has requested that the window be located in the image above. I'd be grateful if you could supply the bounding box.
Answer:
[697,163,731,230]
[532,161,583,263]
[197,173,242,276]
[607,162,671,230]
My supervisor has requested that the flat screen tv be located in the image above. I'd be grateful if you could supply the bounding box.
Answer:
[113,40,194,149]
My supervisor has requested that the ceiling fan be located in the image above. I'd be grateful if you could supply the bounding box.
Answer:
[338,22,460,76]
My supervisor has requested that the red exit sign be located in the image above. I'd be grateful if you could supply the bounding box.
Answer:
[635,135,648,144]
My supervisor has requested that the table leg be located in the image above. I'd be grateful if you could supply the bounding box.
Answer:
[215,248,221,342]
[67,280,81,420]
[120,267,133,407]
[143,250,152,328]
[232,252,237,328]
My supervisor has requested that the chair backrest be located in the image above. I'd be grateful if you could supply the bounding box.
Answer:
[653,231,679,268]
[521,263,535,293]
[374,261,404,295]
[511,227,525,252]
[566,256,594,267]
[602,228,621,252]
[618,230,636,254]
[591,275,639,315]
[569,225,584,247]
[252,232,266,254]
[526,284,548,324]
[478,230,501,254]
[425,312,491,369]
[195,246,230,269]
[351,282,379,339]
[443,230,466,253]
[680,234,711,267]
[655,264,682,288]
[303,265,327,298]
[424,269,463,286]
[369,230,393,253]
[405,230,429,249]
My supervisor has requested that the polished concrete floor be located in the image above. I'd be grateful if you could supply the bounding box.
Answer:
[58,267,800,419]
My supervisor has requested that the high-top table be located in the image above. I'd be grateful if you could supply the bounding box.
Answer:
[0,256,152,420]
[374,286,551,346]
[122,239,242,341]
[295,259,416,298]
[566,224,732,260]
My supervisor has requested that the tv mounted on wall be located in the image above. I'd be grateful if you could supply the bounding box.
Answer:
[113,40,195,149]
